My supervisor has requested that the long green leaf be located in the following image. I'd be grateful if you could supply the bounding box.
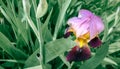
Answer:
[102,57,118,66]
[109,42,120,54]
[0,1,29,44]
[25,38,75,67]
[24,49,40,68]
[24,65,42,69]
[42,8,53,42]
[53,0,71,40]
[79,43,109,69]
[0,66,4,69]
[45,38,76,63]
[0,32,28,60]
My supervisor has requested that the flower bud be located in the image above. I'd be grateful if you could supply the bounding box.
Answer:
[36,0,48,18]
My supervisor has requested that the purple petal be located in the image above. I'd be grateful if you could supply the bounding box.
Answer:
[64,28,71,38]
[67,17,90,37]
[64,27,72,38]
[78,9,94,18]
[66,46,91,62]
[64,32,71,38]
[89,16,98,39]
[89,37,102,48]
[89,16,104,39]
[67,17,88,26]
[75,21,89,37]
[94,16,104,33]
[67,9,104,39]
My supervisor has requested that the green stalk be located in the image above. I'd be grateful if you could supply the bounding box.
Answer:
[32,0,44,68]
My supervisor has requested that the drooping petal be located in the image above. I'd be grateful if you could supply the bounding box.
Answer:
[66,45,91,62]
[78,9,94,18]
[89,37,102,48]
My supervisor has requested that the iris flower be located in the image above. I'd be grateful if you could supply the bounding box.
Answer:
[65,9,104,61]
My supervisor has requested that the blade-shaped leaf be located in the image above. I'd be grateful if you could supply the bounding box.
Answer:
[45,38,76,63]
[79,42,109,69]
[102,57,118,66]
[53,0,71,40]
[0,32,28,60]
[109,42,120,54]
[24,49,40,68]
[25,39,73,68]
[24,65,42,69]
[42,9,53,42]
[0,66,4,69]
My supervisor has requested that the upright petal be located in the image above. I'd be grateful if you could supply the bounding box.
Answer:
[66,45,91,62]
[89,16,104,39]
[67,17,89,27]
[75,21,89,37]
[78,9,94,18]
[89,16,98,39]
[67,17,90,37]
[94,16,104,33]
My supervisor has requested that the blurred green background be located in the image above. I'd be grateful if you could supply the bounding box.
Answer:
[0,0,120,69]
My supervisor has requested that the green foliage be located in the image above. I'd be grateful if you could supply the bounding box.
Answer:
[0,32,28,60]
[44,38,76,63]
[80,42,109,69]
[0,0,120,69]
